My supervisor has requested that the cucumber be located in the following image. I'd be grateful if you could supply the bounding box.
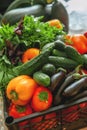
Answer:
[42,63,56,76]
[54,40,65,51]
[1,5,45,25]
[6,0,32,12]
[65,45,83,65]
[52,49,67,57]
[12,49,50,76]
[33,71,51,87]
[41,42,55,52]
[82,54,87,68]
[48,56,78,70]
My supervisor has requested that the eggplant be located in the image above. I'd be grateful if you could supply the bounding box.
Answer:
[66,90,87,103]
[53,72,81,105]
[51,0,69,32]
[63,76,87,97]
[49,69,66,94]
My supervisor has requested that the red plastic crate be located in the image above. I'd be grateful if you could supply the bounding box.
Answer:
[3,95,87,130]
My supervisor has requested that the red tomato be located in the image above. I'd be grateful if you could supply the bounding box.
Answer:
[65,34,87,54]
[31,86,53,112]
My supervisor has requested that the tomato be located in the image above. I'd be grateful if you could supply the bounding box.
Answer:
[8,103,32,130]
[6,75,38,106]
[22,48,40,63]
[65,34,87,54]
[31,86,53,112]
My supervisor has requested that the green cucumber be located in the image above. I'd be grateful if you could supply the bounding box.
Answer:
[65,45,83,65]
[82,54,87,68]
[41,42,55,52]
[33,71,51,87]
[48,56,78,70]
[1,5,45,25]
[52,49,67,57]
[42,63,56,76]
[54,40,65,51]
[12,49,50,76]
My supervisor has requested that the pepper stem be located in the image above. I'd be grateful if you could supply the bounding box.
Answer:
[10,91,18,100]
[39,91,48,101]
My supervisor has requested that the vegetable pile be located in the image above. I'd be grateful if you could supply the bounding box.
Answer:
[0,15,65,90]
[0,14,87,129]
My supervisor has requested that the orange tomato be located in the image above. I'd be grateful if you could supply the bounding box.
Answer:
[6,75,39,106]
[47,19,63,29]
[22,48,40,63]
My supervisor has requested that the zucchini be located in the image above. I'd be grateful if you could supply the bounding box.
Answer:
[6,0,32,12]
[12,49,50,76]
[33,71,51,87]
[1,5,45,25]
[48,56,78,70]
[65,45,83,65]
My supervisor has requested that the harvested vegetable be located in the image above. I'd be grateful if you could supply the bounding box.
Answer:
[31,86,53,111]
[8,102,32,118]
[47,19,63,29]
[6,75,38,105]
[22,48,40,63]
[65,34,87,54]
[0,15,65,92]
[8,103,32,129]
[63,76,87,97]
